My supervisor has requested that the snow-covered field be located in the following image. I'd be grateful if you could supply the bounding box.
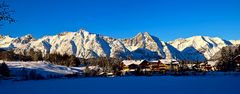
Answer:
[1,61,84,78]
[1,61,240,94]
[1,75,240,94]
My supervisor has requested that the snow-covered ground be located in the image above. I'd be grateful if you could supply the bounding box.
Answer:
[1,61,240,94]
[1,61,84,78]
[1,75,240,94]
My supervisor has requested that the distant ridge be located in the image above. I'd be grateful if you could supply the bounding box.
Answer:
[1,29,239,61]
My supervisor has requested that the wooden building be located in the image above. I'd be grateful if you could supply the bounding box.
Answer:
[121,60,147,72]
[121,59,180,73]
[160,59,179,71]
[200,63,212,71]
[207,60,218,71]
[148,60,167,71]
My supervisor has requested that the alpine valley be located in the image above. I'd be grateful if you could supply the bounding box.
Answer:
[1,29,239,61]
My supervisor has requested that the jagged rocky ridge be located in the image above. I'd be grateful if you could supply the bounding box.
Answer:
[0,29,239,61]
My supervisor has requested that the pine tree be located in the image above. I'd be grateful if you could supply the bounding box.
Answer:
[220,47,228,63]
[0,62,10,77]
[69,55,80,67]
[218,46,238,71]
[235,45,240,55]
[228,49,235,71]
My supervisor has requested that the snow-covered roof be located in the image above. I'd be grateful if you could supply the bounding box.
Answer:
[122,60,145,66]
[122,59,179,66]
[207,60,218,66]
[200,63,206,66]
[148,60,159,63]
[160,59,179,65]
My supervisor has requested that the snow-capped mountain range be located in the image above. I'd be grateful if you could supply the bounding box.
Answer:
[1,29,239,61]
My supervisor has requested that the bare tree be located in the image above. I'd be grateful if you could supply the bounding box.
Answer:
[0,0,15,26]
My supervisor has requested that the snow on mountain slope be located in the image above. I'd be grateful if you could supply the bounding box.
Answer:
[1,30,169,60]
[102,37,131,58]
[28,30,111,58]
[168,36,233,61]
[0,34,36,52]
[121,32,166,59]
[1,30,239,61]
[230,40,240,45]
[0,35,16,48]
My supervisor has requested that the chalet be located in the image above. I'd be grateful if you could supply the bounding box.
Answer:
[148,60,167,71]
[186,63,196,70]
[200,63,212,71]
[139,60,151,72]
[207,60,218,71]
[121,60,147,72]
[160,59,179,71]
[121,59,180,73]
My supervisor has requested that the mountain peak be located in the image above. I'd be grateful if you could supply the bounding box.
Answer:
[143,32,150,35]
[189,36,206,39]
[189,36,224,41]
[134,32,152,38]
[1,29,239,61]
[21,34,35,40]
[14,34,36,44]
[79,28,88,33]
[77,29,97,37]
[23,34,34,38]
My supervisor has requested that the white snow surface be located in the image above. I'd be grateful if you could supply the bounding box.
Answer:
[1,61,83,77]
[230,40,240,45]
[122,60,145,66]
[168,36,236,61]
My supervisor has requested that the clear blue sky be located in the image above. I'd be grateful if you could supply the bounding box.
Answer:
[1,0,240,41]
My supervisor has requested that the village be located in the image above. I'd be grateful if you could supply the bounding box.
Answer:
[1,48,240,78]
[1,55,240,79]
[119,59,212,76]
[79,55,240,77]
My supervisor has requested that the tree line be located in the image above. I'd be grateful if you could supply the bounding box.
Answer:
[216,45,240,71]
[83,57,123,77]
[0,48,80,67]
[0,48,123,69]
[0,62,10,77]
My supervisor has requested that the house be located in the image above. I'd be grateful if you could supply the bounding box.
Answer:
[121,59,180,73]
[200,63,212,71]
[186,63,196,70]
[121,60,147,72]
[139,60,151,72]
[160,59,179,71]
[207,60,218,71]
[148,60,167,72]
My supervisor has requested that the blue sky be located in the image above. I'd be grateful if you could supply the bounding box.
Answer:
[1,0,240,41]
